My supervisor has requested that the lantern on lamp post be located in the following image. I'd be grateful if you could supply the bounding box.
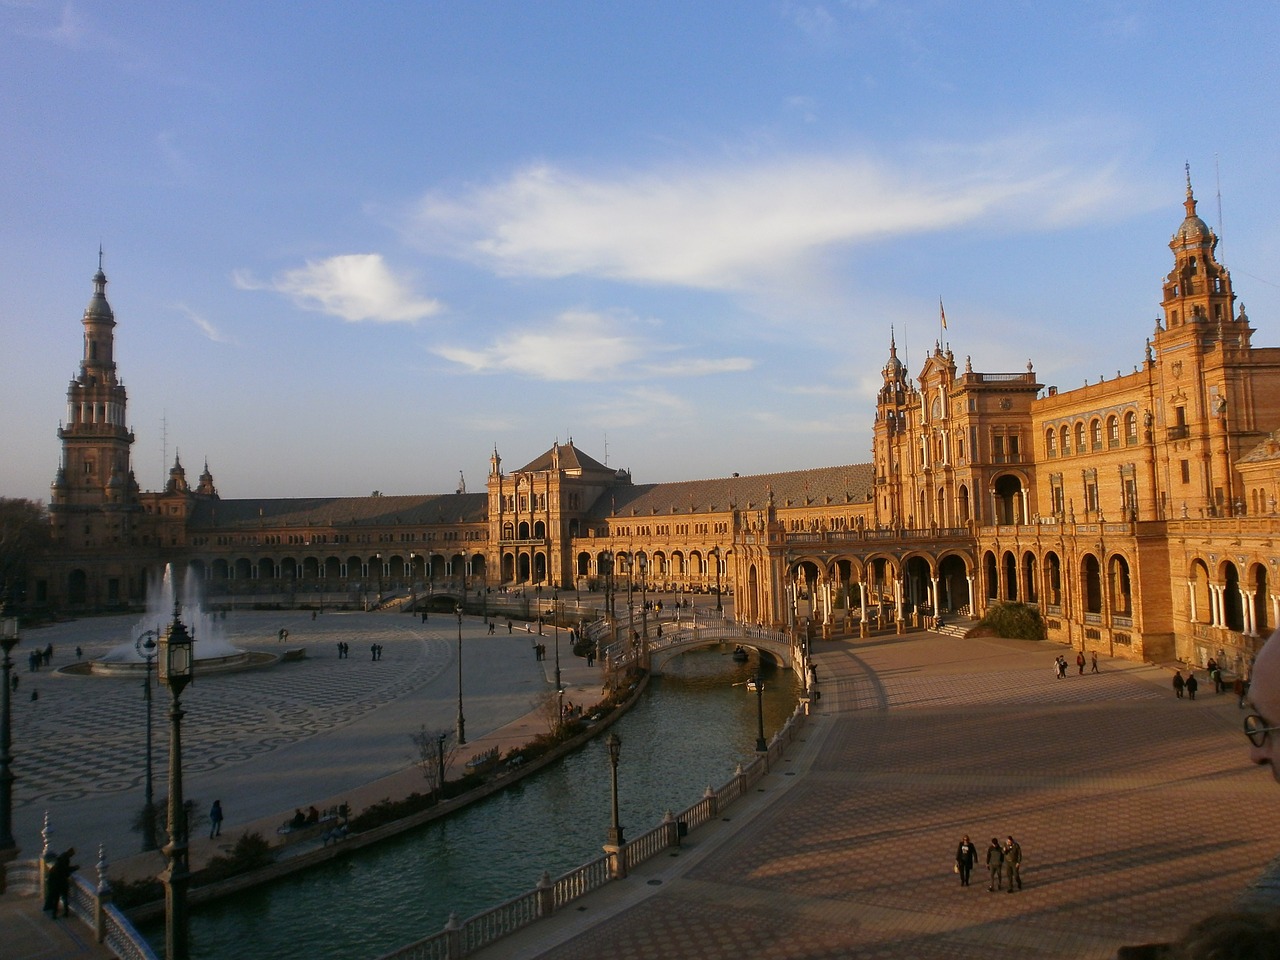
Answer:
[605,733,623,846]
[134,628,160,852]
[158,603,194,960]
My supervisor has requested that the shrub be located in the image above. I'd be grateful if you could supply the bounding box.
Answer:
[197,831,276,884]
[979,602,1046,641]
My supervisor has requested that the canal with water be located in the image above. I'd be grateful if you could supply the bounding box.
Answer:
[145,649,800,960]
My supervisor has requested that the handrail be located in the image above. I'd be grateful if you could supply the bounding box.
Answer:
[374,699,808,960]
[4,858,160,960]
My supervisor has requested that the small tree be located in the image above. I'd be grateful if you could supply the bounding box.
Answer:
[0,497,50,602]
[410,726,459,797]
[131,796,204,845]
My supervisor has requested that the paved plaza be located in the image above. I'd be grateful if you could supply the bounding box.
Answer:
[5,605,606,876]
[476,632,1278,960]
[5,619,1277,959]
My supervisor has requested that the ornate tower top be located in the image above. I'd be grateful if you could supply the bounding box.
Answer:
[1160,168,1237,338]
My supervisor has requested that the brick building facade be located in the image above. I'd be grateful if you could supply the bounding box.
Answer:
[25,179,1280,671]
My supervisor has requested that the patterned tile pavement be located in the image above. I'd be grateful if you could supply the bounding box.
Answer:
[481,631,1276,960]
[6,608,573,865]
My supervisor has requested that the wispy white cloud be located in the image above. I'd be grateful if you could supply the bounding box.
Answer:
[583,385,690,429]
[411,136,1157,294]
[434,310,754,384]
[175,303,235,345]
[233,254,442,323]
[643,357,755,377]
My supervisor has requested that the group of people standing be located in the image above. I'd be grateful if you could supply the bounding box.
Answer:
[1054,652,1099,678]
[955,835,1022,892]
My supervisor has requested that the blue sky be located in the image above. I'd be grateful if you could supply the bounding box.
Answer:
[3,2,1278,503]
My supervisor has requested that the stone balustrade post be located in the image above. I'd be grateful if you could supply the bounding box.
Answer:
[704,784,718,818]
[536,870,554,917]
[603,842,628,879]
[444,912,462,960]
[94,843,112,943]
[39,811,52,891]
[662,809,678,849]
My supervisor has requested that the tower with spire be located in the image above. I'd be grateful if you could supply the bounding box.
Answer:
[49,257,140,549]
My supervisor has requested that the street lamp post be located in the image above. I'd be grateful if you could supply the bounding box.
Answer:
[553,590,563,731]
[600,550,613,620]
[605,733,623,845]
[158,604,195,960]
[0,599,20,866]
[753,671,768,752]
[711,546,723,615]
[374,553,383,605]
[638,556,648,666]
[135,628,160,852]
[626,557,635,664]
[435,733,446,801]
[455,604,466,745]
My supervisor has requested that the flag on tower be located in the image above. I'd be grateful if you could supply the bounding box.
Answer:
[939,297,947,330]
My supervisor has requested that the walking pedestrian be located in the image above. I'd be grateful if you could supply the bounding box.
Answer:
[43,847,77,918]
[955,835,977,887]
[1091,651,1099,673]
[209,800,223,838]
[1003,837,1022,892]
[1076,652,1086,675]
[1173,671,1186,698]
[986,837,1004,891]
[1235,676,1248,709]
[1186,672,1199,700]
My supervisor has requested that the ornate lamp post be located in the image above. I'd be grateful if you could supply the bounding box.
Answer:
[158,604,194,960]
[753,671,768,752]
[553,590,563,730]
[605,733,623,846]
[455,603,466,745]
[435,732,446,801]
[638,556,648,665]
[408,552,417,609]
[711,546,723,614]
[0,599,20,865]
[374,552,383,604]
[135,628,160,852]
[600,550,614,620]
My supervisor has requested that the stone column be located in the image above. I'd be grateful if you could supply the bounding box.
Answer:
[1187,579,1197,625]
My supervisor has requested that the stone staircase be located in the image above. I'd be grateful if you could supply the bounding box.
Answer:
[933,618,979,639]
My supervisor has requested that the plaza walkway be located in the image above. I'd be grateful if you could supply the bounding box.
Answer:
[472,631,1276,960]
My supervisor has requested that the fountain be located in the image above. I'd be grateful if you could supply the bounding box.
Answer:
[92,564,255,675]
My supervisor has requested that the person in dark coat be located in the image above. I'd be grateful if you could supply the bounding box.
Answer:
[1003,837,1023,892]
[44,847,77,918]
[986,837,1005,891]
[955,835,978,886]
[1186,672,1199,700]
[1173,671,1186,698]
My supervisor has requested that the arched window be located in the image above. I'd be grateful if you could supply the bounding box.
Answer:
[1091,419,1103,450]
[1125,411,1138,444]
[1060,425,1070,455]
[1107,415,1120,447]
[1075,422,1086,451]
[1046,429,1057,456]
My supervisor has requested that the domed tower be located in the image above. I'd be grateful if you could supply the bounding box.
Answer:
[1158,167,1238,339]
[872,330,917,527]
[50,256,138,546]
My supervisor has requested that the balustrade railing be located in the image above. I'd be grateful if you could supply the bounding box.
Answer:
[551,856,610,909]
[5,853,159,960]
[375,701,808,960]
